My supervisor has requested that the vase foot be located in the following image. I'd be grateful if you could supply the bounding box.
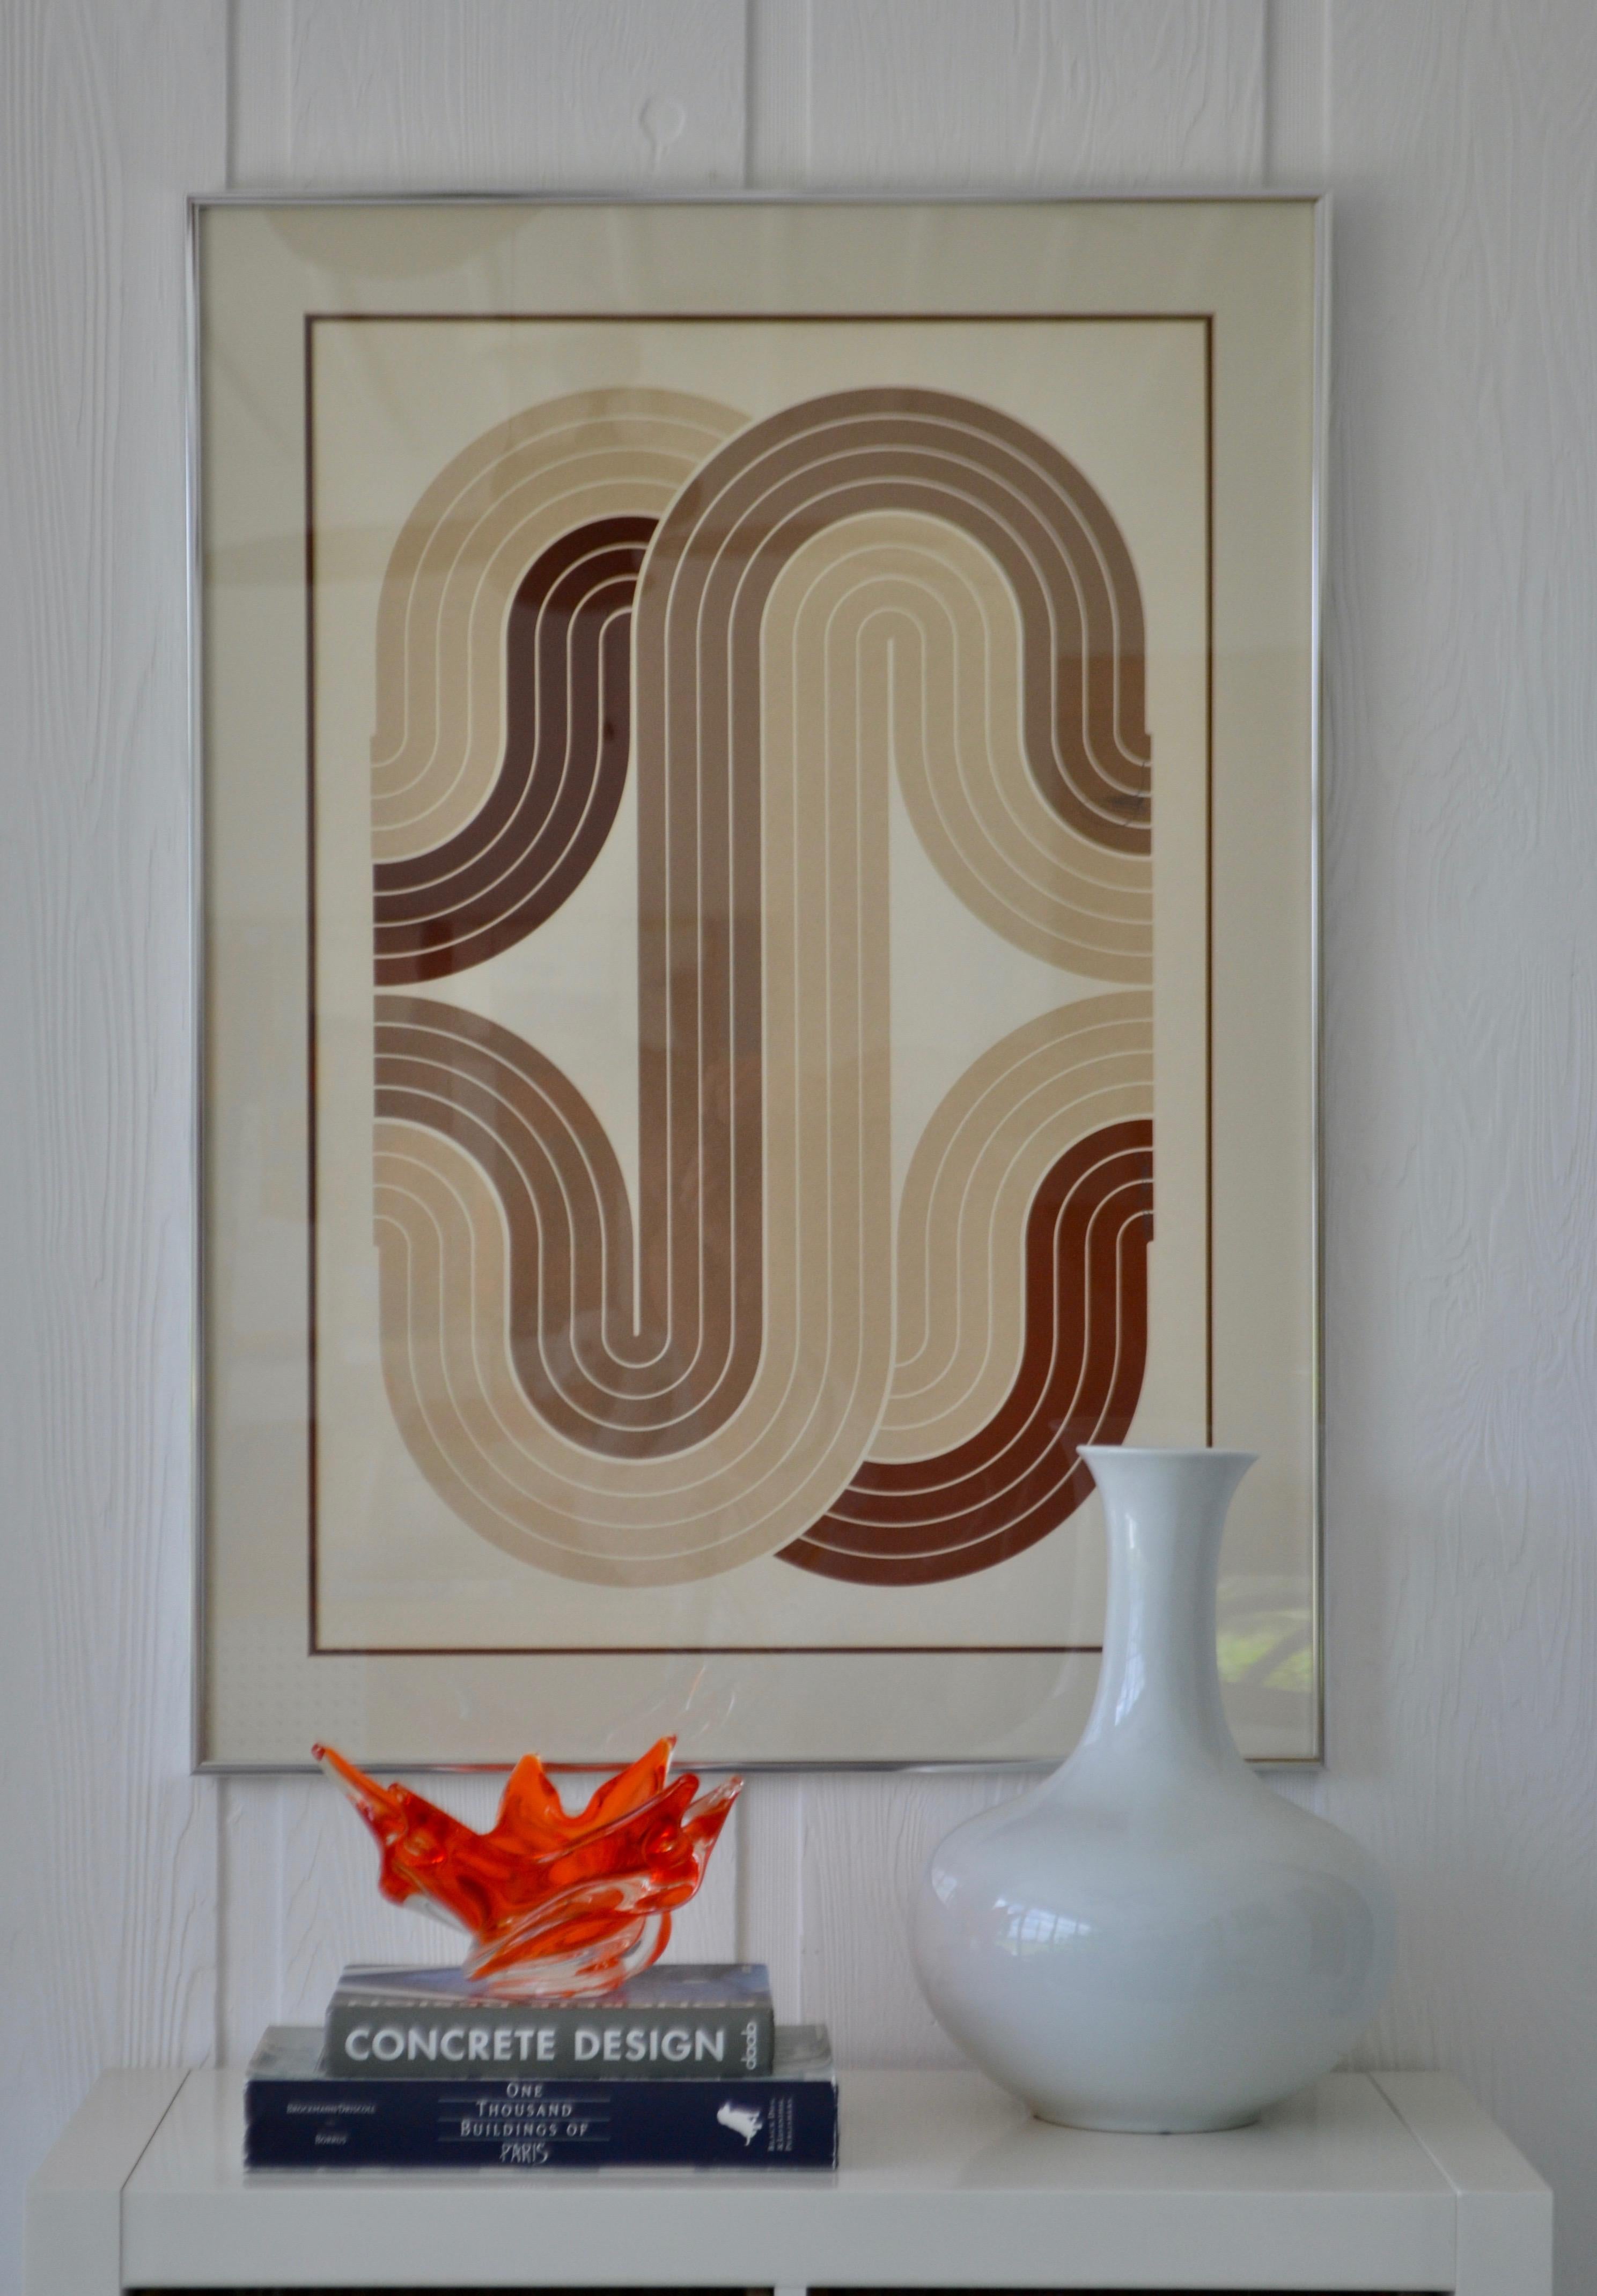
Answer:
[1028,2105,1264,2134]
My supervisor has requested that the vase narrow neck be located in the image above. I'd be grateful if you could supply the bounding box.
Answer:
[1075,1449,1254,1778]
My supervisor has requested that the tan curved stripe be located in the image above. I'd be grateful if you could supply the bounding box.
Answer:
[369,555,901,1569]
[762,512,1151,978]
[644,389,1151,861]
[370,388,1155,1581]
[375,451,696,836]
[870,994,1153,1465]
[374,1118,892,1583]
[781,1117,1153,1583]
[371,391,746,860]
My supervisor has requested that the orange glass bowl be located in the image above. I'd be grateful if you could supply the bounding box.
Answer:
[315,1736,740,2000]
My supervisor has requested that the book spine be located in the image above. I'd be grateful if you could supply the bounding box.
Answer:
[246,2072,837,2170]
[322,2000,775,2080]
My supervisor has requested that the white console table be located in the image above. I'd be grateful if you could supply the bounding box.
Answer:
[26,2066,1549,2295]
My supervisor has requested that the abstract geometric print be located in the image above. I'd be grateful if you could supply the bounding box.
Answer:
[368,384,1154,1589]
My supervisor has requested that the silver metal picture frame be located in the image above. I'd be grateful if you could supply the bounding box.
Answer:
[191,193,1326,1772]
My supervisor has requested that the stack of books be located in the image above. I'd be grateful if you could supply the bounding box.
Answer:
[244,1962,838,2171]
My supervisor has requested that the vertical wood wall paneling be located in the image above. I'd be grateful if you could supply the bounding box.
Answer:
[8,4,1596,2292]
[1264,0,1329,186]
[0,3,230,2290]
[736,1776,804,2017]
[227,0,292,185]
[239,0,748,190]
[800,0,1265,186]
[800,1770,1022,2065]
[1253,10,1329,1855]
[1314,11,1597,2293]
[745,0,812,187]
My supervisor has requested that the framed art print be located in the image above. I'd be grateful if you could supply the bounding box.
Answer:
[194,198,1323,1769]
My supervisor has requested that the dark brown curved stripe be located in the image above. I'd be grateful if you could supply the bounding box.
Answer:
[778,1120,1153,1585]
[375,996,761,1446]
[638,390,1151,860]
[371,392,1150,1470]
[374,518,652,983]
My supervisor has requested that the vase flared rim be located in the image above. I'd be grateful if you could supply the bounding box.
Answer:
[1078,1443,1258,1466]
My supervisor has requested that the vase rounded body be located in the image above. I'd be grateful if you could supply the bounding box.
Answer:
[911,1448,1394,2131]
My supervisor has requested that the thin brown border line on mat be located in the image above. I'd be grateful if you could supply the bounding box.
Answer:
[303,308,1212,1660]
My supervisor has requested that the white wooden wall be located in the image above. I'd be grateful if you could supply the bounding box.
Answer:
[4,2,1596,2290]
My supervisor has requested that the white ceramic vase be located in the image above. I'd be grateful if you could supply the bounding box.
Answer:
[911,1447,1394,2131]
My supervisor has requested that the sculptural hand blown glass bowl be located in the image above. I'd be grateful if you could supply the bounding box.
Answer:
[314,1736,740,2000]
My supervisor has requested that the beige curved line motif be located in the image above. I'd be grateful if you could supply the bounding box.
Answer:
[371,389,747,862]
[374,1113,892,1584]
[369,387,1156,1584]
[872,994,1153,1465]
[779,1115,1153,1584]
[370,544,900,1572]
[763,511,1150,979]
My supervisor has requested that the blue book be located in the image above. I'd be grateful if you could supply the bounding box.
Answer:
[245,2023,837,2172]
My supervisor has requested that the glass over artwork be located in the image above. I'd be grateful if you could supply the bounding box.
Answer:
[363,379,1157,1586]
[196,201,1321,1767]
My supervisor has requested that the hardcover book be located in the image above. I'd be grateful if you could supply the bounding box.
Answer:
[247,2023,836,2171]
[321,1961,774,2080]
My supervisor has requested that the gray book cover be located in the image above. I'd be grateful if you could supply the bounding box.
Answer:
[321,1960,776,2080]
